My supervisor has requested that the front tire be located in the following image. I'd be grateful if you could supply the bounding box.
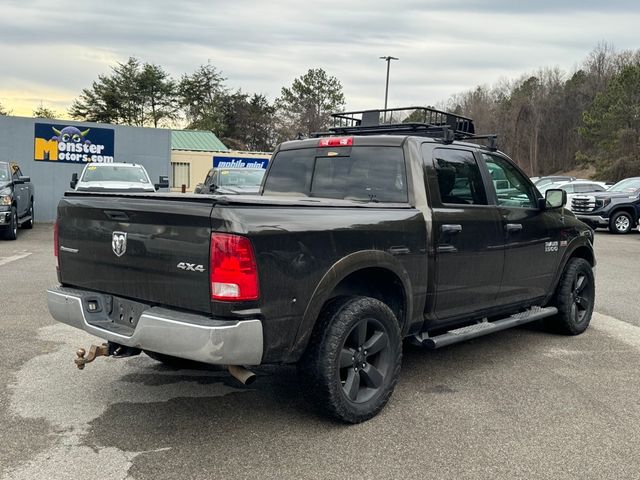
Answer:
[299,296,402,423]
[609,211,633,234]
[545,258,595,335]
[2,207,18,240]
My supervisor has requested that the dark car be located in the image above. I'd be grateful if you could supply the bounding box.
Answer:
[572,177,640,234]
[48,107,595,423]
[0,161,34,240]
[194,167,266,195]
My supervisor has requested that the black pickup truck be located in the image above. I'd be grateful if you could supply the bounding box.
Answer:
[47,107,596,423]
[0,161,34,240]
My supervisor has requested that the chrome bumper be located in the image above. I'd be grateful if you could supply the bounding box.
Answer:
[47,286,263,365]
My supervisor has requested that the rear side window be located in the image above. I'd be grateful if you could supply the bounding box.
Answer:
[431,148,488,205]
[263,146,408,202]
[574,184,604,193]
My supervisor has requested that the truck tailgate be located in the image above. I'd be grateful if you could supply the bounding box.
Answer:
[57,193,214,313]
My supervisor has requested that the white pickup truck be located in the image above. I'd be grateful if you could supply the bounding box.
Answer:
[70,162,168,192]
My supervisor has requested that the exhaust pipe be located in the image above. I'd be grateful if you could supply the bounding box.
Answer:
[228,365,256,385]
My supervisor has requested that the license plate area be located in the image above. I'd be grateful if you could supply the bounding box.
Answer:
[108,296,148,329]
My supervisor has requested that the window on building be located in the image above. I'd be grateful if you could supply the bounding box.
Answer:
[171,162,190,188]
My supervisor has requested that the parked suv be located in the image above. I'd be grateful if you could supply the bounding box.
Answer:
[572,177,640,233]
[0,161,34,240]
[48,107,595,423]
[70,162,169,192]
[558,181,608,212]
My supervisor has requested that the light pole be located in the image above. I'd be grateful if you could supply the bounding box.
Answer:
[380,56,398,121]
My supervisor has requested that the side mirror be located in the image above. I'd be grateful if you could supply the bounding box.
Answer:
[70,173,78,189]
[544,189,566,209]
[154,175,169,190]
[495,180,509,190]
[194,183,204,194]
[15,175,30,184]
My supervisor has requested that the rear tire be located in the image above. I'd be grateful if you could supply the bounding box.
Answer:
[22,202,34,229]
[299,296,402,423]
[609,211,633,234]
[544,258,595,335]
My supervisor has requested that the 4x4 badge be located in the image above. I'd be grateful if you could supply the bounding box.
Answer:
[112,231,127,257]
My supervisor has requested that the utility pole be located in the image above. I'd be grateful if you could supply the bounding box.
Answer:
[379,56,398,121]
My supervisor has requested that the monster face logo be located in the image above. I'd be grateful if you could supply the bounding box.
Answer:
[51,126,92,145]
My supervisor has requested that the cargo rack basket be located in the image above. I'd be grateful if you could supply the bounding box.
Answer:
[313,106,497,149]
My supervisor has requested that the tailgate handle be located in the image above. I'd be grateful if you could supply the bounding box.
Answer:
[104,210,130,221]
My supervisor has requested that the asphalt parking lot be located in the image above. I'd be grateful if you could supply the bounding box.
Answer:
[1,225,639,480]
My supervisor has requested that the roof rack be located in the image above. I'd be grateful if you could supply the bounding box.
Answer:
[313,106,498,150]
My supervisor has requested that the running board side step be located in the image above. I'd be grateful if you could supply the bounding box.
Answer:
[417,306,558,349]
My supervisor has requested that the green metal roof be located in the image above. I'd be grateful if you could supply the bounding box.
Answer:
[171,130,228,152]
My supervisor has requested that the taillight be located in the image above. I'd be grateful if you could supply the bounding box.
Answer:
[210,233,259,301]
[318,137,353,147]
[54,220,59,270]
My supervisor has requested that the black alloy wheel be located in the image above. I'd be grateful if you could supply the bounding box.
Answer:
[299,296,402,423]
[545,257,595,335]
[339,317,393,404]
[569,270,593,326]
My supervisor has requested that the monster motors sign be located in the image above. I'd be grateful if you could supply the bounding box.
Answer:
[34,122,115,164]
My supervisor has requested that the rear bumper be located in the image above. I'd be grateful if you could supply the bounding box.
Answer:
[47,286,264,365]
[575,214,609,227]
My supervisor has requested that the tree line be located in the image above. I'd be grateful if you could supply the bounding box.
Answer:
[68,58,345,152]
[442,43,640,181]
[1,43,638,180]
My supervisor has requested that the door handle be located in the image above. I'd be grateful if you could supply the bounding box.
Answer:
[441,224,462,234]
[506,223,523,233]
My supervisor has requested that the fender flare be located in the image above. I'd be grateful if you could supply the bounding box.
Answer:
[545,236,595,303]
[288,250,413,360]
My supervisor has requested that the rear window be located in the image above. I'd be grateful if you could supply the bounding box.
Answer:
[263,146,408,203]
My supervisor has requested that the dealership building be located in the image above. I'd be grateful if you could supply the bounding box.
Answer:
[0,114,271,221]
[170,130,270,193]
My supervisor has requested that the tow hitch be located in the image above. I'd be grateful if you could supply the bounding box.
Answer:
[74,342,141,370]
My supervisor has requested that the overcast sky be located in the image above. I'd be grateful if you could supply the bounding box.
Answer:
[1,0,639,119]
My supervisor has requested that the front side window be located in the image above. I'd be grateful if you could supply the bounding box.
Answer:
[574,184,604,193]
[431,148,488,205]
[0,163,10,183]
[608,178,640,193]
[482,154,537,208]
[263,146,408,202]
